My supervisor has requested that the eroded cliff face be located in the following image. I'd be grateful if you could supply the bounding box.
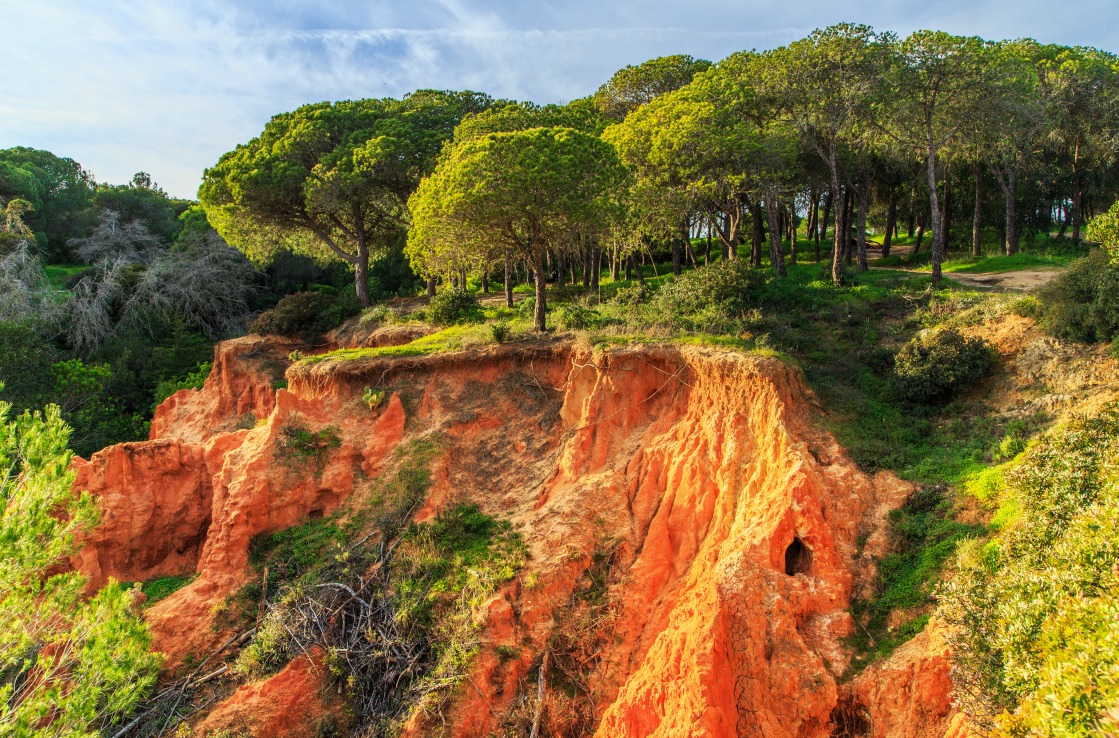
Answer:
[73,336,964,737]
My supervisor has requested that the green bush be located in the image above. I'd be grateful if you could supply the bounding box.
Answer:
[556,304,603,330]
[152,361,211,409]
[939,406,1119,734]
[653,259,764,316]
[609,283,653,306]
[427,289,483,326]
[490,322,511,343]
[1037,249,1119,343]
[892,329,995,404]
[251,290,360,339]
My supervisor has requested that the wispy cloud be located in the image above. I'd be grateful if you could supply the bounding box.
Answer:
[2,0,1115,198]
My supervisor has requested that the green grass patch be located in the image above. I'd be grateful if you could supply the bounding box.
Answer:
[136,575,195,605]
[847,488,984,671]
[43,263,86,290]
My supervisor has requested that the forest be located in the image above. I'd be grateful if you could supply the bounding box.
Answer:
[4,21,1119,738]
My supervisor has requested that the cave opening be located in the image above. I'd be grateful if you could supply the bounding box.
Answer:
[784,537,812,576]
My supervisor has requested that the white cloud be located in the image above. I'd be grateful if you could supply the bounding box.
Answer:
[1,0,1115,198]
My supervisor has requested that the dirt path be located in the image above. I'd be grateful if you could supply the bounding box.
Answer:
[942,269,1062,291]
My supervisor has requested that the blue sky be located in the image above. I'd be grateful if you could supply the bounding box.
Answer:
[3,0,1115,198]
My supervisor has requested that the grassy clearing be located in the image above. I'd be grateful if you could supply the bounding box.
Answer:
[43,263,87,290]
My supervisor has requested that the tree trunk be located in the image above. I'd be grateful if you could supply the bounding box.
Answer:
[503,247,513,307]
[818,189,832,264]
[480,269,488,294]
[705,219,712,265]
[1003,170,1019,256]
[856,183,869,272]
[591,244,600,292]
[426,276,436,298]
[940,166,951,255]
[354,245,371,308]
[624,254,631,281]
[533,248,548,331]
[915,212,926,253]
[611,248,620,281]
[788,204,798,266]
[1071,143,1083,241]
[765,199,787,277]
[671,223,683,277]
[750,202,764,267]
[843,187,854,266]
[883,193,897,258]
[925,145,944,284]
[630,252,645,286]
[830,177,844,284]
[972,163,983,257]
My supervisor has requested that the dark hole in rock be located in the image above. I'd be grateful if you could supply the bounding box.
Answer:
[307,508,324,520]
[785,537,812,576]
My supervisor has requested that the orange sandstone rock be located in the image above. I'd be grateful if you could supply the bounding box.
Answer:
[76,339,965,737]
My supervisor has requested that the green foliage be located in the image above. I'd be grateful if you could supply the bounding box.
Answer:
[152,361,211,408]
[200,91,491,306]
[490,321,511,343]
[593,54,713,119]
[892,329,995,404]
[643,259,767,331]
[940,406,1119,734]
[250,290,359,339]
[249,518,348,589]
[426,288,483,326]
[848,488,982,669]
[140,575,194,604]
[1086,198,1119,257]
[279,424,341,471]
[362,386,386,410]
[555,304,603,331]
[0,395,160,734]
[1037,249,1119,343]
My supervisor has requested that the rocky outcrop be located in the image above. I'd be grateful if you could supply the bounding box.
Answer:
[75,339,964,736]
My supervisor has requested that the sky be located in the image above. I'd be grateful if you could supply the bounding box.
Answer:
[3,0,1116,199]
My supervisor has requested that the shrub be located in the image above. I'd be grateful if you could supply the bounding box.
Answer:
[490,322,511,343]
[555,304,603,330]
[152,361,211,408]
[940,406,1119,734]
[609,283,653,306]
[279,424,341,471]
[251,290,360,340]
[892,329,995,404]
[1037,249,1119,343]
[427,289,482,326]
[653,259,763,316]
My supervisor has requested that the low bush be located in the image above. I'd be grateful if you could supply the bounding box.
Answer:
[152,361,211,408]
[427,289,482,326]
[892,329,995,404]
[940,406,1119,734]
[490,322,511,343]
[556,304,603,330]
[251,290,360,340]
[653,259,764,316]
[1036,249,1119,343]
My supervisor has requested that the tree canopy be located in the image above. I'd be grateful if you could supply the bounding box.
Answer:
[407,126,627,330]
[199,90,492,307]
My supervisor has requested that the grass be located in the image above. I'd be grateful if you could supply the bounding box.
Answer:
[301,324,499,365]
[43,263,86,290]
[847,488,984,672]
[127,574,195,605]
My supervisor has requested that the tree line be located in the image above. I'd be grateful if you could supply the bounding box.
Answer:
[200,24,1119,330]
